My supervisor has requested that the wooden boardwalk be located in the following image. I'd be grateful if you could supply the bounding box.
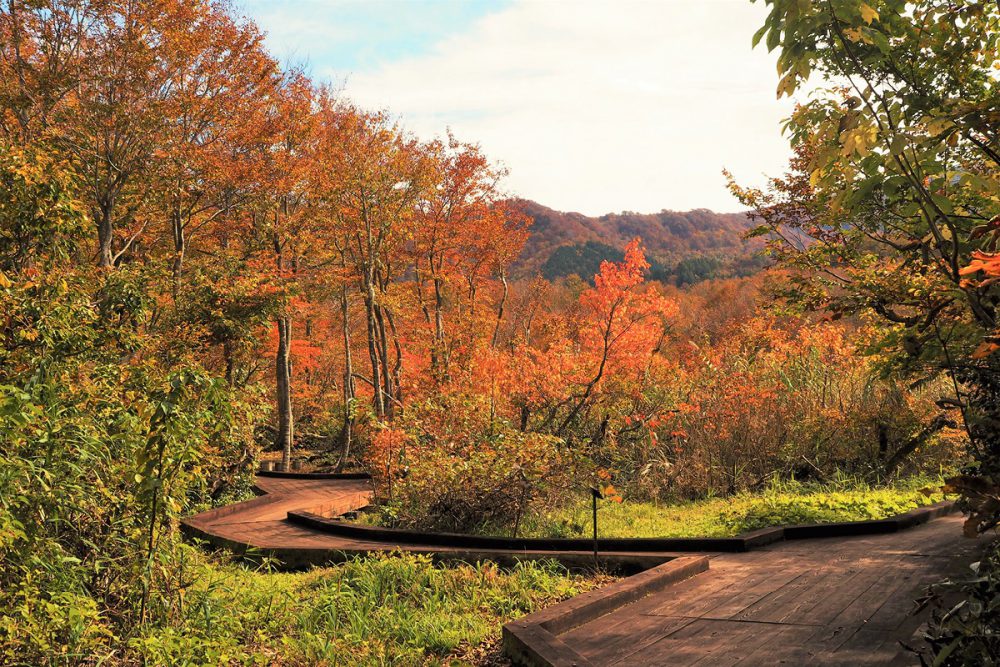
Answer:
[183,475,377,550]
[181,475,679,569]
[185,475,989,664]
[552,514,988,666]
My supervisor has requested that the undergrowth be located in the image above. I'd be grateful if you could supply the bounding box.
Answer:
[124,549,606,667]
[519,475,947,539]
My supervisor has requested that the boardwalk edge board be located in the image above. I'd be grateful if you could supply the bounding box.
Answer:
[502,556,709,667]
[287,500,957,553]
[179,516,679,571]
[181,472,956,572]
[256,470,373,480]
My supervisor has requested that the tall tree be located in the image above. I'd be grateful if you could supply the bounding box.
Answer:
[413,133,528,380]
[742,0,1000,528]
[325,109,429,418]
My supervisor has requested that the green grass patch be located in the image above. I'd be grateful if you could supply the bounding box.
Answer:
[521,476,947,539]
[132,550,608,666]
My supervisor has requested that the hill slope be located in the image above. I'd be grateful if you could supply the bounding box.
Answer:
[512,199,764,284]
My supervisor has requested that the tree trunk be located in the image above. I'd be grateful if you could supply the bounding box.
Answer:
[276,315,294,469]
[432,255,448,381]
[97,201,114,268]
[171,204,185,300]
[491,265,508,347]
[337,282,355,471]
[373,301,394,418]
[363,282,386,418]
[384,306,404,409]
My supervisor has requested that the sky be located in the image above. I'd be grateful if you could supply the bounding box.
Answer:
[240,0,801,215]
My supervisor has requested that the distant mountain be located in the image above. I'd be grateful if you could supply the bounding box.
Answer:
[512,199,766,285]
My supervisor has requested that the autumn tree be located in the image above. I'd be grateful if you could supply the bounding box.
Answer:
[252,73,318,468]
[0,0,91,141]
[514,240,678,447]
[154,2,278,296]
[321,109,430,419]
[412,132,529,381]
[743,0,1000,524]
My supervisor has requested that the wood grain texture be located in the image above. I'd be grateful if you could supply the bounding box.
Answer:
[553,515,990,666]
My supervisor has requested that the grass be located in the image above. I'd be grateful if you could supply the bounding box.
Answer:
[132,550,609,666]
[519,476,948,539]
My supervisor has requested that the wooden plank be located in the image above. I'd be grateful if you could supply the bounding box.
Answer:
[565,614,695,664]
[738,623,847,666]
[613,619,762,667]
[793,566,884,626]
[702,566,809,620]
[739,563,877,625]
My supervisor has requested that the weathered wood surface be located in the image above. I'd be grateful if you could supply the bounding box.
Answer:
[555,514,989,666]
[184,476,375,549]
[181,475,680,569]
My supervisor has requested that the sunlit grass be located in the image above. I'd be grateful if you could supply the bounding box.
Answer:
[133,550,608,666]
[521,475,948,539]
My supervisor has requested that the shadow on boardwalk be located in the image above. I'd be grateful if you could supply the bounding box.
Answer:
[509,514,991,666]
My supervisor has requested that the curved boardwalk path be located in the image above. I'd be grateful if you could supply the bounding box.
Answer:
[181,474,677,569]
[184,475,991,665]
[525,514,989,666]
[182,475,377,558]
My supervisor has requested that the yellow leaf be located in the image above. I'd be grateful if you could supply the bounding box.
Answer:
[0,271,10,289]
[776,73,797,98]
[860,3,879,25]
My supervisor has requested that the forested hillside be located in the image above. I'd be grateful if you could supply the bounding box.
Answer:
[513,199,767,283]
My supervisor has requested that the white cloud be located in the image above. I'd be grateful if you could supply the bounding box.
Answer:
[329,0,800,215]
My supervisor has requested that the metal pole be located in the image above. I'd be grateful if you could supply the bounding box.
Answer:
[590,487,602,568]
[592,493,598,566]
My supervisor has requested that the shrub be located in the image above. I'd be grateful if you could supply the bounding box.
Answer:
[917,541,1000,666]
[632,319,959,501]
[366,394,588,533]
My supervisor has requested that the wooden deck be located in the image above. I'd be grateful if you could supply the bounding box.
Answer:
[184,475,377,549]
[185,475,990,664]
[552,514,988,666]
[181,475,680,570]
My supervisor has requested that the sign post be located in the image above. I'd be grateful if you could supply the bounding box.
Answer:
[590,487,603,568]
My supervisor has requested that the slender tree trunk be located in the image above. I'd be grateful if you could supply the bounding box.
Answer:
[97,201,114,268]
[373,302,394,418]
[273,214,294,469]
[171,204,184,300]
[384,307,404,409]
[276,315,294,469]
[432,255,448,381]
[363,278,386,418]
[491,265,508,347]
[337,282,355,471]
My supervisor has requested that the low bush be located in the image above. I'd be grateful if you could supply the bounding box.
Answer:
[366,394,589,534]
[916,541,1000,666]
